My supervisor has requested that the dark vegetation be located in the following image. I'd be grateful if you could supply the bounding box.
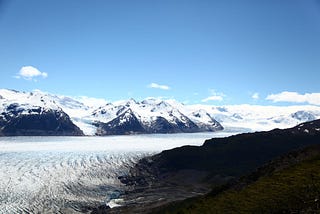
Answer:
[156,144,320,213]
[108,119,320,213]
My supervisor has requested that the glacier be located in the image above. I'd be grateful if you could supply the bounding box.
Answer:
[0,132,236,213]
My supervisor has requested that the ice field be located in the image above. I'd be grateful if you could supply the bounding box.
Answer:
[0,132,236,213]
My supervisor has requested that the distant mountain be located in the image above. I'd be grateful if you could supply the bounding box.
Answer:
[186,104,320,132]
[93,98,221,135]
[0,89,222,136]
[291,110,316,121]
[1,89,320,136]
[0,103,83,136]
[95,109,145,135]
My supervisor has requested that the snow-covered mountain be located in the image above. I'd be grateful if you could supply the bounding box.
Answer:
[1,89,320,136]
[0,89,222,136]
[92,98,221,135]
[182,104,320,132]
[0,90,84,136]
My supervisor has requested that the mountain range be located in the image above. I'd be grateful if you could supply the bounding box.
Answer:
[1,89,320,136]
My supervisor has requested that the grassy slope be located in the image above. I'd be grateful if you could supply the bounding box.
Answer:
[156,145,320,213]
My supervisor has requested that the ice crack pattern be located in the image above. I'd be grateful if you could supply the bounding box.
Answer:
[0,151,148,213]
[0,133,234,213]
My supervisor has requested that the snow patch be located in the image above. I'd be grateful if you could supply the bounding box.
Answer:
[106,198,124,208]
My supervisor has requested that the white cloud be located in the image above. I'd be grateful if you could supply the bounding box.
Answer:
[201,89,225,102]
[266,91,320,105]
[252,92,259,99]
[15,66,48,81]
[201,95,223,102]
[148,83,170,90]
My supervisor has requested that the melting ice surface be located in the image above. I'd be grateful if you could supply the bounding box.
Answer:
[0,131,238,213]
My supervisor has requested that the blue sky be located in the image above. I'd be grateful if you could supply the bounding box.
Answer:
[0,0,320,105]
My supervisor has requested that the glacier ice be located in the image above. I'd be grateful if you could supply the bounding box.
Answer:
[0,132,235,213]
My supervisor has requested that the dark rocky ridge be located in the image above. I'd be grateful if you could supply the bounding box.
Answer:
[104,119,320,213]
[0,104,83,136]
[148,119,320,176]
[154,144,320,213]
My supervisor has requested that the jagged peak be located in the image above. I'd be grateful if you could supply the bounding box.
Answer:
[192,109,208,115]
[125,98,138,106]
[157,101,169,107]
[95,102,114,110]
[141,97,158,104]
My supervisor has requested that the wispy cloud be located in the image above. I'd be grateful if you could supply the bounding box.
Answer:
[201,89,225,102]
[15,66,48,81]
[266,91,320,105]
[201,95,223,102]
[148,82,170,90]
[252,92,259,99]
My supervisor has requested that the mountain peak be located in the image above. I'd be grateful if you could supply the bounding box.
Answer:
[120,98,138,108]
[1,89,320,136]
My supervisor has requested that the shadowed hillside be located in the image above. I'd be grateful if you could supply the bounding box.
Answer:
[149,119,320,177]
[106,119,320,213]
[156,144,320,213]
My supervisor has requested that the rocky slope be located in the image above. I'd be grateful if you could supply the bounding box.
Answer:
[106,119,320,213]
[155,144,320,213]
